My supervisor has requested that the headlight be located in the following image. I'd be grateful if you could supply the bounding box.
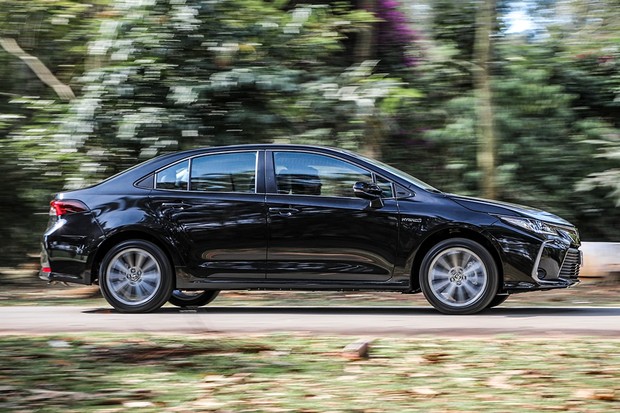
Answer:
[498,216,557,235]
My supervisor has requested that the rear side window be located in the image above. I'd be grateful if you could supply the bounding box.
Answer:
[155,160,189,190]
[190,152,257,193]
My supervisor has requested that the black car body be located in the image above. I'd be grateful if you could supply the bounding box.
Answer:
[41,145,581,314]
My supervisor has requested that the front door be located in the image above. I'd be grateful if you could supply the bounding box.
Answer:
[265,150,400,282]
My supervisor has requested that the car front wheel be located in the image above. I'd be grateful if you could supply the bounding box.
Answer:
[99,240,173,313]
[420,238,498,315]
[169,290,220,307]
[487,294,509,308]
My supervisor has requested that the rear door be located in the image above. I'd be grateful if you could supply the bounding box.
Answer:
[150,150,267,281]
[265,150,400,282]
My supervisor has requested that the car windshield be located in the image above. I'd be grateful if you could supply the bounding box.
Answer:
[350,152,441,193]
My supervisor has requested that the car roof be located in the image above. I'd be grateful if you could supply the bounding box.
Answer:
[80,144,434,196]
[83,145,368,189]
[166,144,361,157]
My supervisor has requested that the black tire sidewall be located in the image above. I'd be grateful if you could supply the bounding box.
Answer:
[420,238,498,315]
[99,240,173,313]
[169,290,220,307]
[487,294,509,309]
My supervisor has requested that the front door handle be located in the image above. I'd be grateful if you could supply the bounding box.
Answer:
[268,207,300,217]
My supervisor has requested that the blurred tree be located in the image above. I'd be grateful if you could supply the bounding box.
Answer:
[49,0,386,187]
[577,143,620,204]
[473,0,497,199]
[2,0,620,272]
[492,42,591,225]
[0,0,108,265]
[551,0,620,209]
[381,0,620,240]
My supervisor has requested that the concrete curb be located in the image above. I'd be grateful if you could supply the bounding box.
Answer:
[581,242,620,278]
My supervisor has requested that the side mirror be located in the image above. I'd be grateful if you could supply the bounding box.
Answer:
[353,181,384,209]
[353,181,383,199]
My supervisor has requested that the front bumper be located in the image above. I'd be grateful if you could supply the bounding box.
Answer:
[491,224,581,292]
[532,242,581,284]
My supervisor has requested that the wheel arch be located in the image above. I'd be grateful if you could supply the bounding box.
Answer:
[409,226,503,292]
[91,228,182,284]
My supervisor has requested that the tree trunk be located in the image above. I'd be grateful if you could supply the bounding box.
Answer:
[473,0,496,199]
[356,0,376,62]
[0,37,75,100]
[357,0,383,160]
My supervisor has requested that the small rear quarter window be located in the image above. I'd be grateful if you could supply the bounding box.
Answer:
[135,174,154,189]
[156,160,189,190]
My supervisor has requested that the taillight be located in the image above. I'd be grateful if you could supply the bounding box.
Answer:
[49,200,89,217]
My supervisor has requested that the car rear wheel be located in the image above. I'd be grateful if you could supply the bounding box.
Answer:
[99,240,173,313]
[169,290,220,307]
[420,238,498,315]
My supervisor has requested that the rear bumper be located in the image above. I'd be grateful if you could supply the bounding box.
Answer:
[41,212,104,285]
[40,242,93,284]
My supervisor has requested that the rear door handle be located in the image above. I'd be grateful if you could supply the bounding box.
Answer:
[161,202,190,210]
[268,207,300,217]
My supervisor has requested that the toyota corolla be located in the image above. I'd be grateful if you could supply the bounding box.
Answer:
[41,145,581,314]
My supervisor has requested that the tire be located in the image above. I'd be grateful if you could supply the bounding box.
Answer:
[99,240,173,313]
[487,294,509,309]
[420,238,498,315]
[169,290,220,307]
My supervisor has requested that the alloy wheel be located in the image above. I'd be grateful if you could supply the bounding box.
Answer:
[427,247,488,307]
[105,247,162,306]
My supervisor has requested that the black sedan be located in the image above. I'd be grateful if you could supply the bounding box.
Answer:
[41,144,581,314]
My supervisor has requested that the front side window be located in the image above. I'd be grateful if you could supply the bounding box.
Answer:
[274,152,372,198]
[190,152,256,193]
[376,175,394,198]
[156,160,189,190]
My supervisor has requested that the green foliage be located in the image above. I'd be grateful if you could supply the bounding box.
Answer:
[381,15,620,240]
[49,0,380,186]
[431,0,477,62]
[0,0,109,264]
[2,0,620,268]
[576,119,620,206]
[545,0,620,218]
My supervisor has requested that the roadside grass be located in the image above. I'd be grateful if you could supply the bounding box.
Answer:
[0,334,618,412]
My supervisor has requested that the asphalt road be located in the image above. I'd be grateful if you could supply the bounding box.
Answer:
[1,306,620,336]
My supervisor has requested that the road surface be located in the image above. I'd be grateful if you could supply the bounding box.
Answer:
[1,306,619,336]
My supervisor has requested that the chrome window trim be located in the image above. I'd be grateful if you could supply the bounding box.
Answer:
[270,149,397,200]
[153,150,259,194]
[154,159,190,191]
[373,173,395,199]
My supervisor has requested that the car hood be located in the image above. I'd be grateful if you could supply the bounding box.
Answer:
[447,194,573,227]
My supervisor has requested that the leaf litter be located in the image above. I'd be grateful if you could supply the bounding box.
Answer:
[0,334,618,412]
